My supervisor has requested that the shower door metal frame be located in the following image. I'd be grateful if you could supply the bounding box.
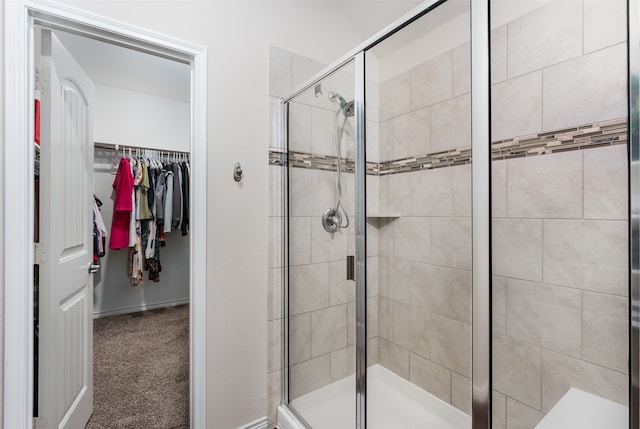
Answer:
[470,0,492,428]
[629,0,640,427]
[281,1,492,428]
[353,51,368,429]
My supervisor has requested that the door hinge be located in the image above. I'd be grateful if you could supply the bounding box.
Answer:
[33,416,46,429]
[35,67,49,93]
[34,243,48,265]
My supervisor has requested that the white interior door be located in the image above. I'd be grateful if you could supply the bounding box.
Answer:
[38,29,95,429]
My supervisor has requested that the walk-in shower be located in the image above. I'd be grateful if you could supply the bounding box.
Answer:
[276,0,634,428]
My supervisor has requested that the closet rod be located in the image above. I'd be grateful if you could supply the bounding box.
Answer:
[93,141,190,155]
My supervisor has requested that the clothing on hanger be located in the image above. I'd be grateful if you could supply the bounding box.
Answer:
[93,196,108,259]
[155,169,167,225]
[128,159,137,247]
[105,146,189,285]
[109,157,134,249]
[171,163,182,230]
[180,161,190,236]
[128,220,144,286]
[164,170,174,234]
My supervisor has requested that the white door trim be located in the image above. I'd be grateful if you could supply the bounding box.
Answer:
[4,1,208,428]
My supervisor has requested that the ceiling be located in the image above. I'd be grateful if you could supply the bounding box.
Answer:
[50,1,432,102]
[366,0,469,60]
[336,1,422,41]
[55,30,191,102]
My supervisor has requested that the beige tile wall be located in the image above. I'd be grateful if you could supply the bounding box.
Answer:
[376,166,473,414]
[506,1,583,79]
[491,146,629,427]
[268,46,328,425]
[285,177,360,395]
[485,1,627,143]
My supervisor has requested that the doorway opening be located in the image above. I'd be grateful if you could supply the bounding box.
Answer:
[4,2,207,429]
[34,25,193,428]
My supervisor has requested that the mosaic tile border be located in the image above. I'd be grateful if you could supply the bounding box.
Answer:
[268,150,379,175]
[268,118,627,175]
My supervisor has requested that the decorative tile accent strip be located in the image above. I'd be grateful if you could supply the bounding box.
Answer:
[378,147,471,175]
[268,118,627,175]
[269,149,287,167]
[269,149,379,175]
[491,118,627,160]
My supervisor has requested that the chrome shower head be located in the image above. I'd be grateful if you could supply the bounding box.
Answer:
[341,100,354,117]
[328,91,354,117]
[328,91,347,106]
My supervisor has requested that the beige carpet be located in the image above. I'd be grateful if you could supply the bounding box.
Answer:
[86,304,189,429]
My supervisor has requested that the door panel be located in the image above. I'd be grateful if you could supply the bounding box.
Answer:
[60,84,89,253]
[364,1,473,427]
[490,3,629,428]
[39,29,95,429]
[286,61,357,429]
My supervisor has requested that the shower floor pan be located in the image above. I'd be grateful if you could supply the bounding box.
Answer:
[535,388,627,429]
[280,364,471,429]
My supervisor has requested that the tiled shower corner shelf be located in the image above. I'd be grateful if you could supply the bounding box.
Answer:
[367,212,401,219]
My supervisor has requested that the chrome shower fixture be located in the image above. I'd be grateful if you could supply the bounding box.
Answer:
[322,90,353,233]
[328,91,354,117]
[322,208,342,233]
[328,91,347,105]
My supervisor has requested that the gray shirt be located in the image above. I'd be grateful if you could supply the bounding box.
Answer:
[164,171,174,233]
[171,163,182,229]
[154,170,166,221]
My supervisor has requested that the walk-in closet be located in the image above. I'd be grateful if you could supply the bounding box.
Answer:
[33,26,192,429]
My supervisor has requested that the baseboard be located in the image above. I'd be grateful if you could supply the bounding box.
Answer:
[237,416,269,429]
[93,298,190,319]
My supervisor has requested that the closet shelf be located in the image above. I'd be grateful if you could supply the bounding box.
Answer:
[367,212,401,219]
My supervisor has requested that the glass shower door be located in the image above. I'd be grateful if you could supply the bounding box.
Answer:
[364,1,473,428]
[285,61,357,429]
[490,1,629,428]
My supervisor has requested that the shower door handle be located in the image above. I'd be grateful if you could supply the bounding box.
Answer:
[346,255,355,281]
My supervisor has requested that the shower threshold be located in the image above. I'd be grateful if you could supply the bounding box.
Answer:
[280,364,471,429]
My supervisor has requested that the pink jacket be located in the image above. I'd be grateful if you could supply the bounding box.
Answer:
[109,158,134,249]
